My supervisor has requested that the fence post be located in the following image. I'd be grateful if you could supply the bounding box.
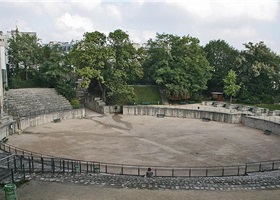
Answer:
[121,166,123,175]
[19,155,23,170]
[272,161,275,170]
[28,157,31,174]
[189,169,191,177]
[71,161,74,174]
[31,156,34,172]
[7,156,10,169]
[138,167,140,176]
[23,164,26,181]
[41,157,44,173]
[51,158,55,173]
[206,169,208,177]
[13,156,17,173]
[222,168,224,176]
[11,169,14,183]
[245,165,247,174]
[63,160,65,173]
[259,162,262,172]
[172,169,174,177]
[79,161,82,173]
[238,166,240,176]
[105,164,107,173]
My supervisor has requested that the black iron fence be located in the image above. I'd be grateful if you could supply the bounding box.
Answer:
[1,142,280,179]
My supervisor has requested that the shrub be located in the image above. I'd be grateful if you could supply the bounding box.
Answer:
[70,99,80,109]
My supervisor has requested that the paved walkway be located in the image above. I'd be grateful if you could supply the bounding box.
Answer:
[2,170,280,200]
[2,180,280,200]
[11,170,280,191]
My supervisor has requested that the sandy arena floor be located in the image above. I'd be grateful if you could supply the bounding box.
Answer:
[6,108,280,167]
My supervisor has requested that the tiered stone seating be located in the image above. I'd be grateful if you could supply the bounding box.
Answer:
[5,88,72,117]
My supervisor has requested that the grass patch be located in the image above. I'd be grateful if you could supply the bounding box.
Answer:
[133,85,161,105]
[255,104,280,111]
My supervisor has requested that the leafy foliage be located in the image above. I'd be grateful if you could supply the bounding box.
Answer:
[7,28,76,101]
[223,70,240,103]
[236,42,280,104]
[70,98,80,109]
[204,40,239,92]
[6,28,280,106]
[144,33,212,99]
[69,29,143,103]
[7,28,42,87]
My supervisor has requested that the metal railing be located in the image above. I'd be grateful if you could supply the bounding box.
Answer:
[1,142,280,178]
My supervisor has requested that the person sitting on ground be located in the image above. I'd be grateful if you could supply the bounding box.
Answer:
[146,167,153,177]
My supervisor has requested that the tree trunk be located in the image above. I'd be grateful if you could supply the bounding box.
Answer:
[102,87,107,102]
[98,79,106,102]
[25,64,28,80]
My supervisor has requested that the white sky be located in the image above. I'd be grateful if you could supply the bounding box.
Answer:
[0,0,280,54]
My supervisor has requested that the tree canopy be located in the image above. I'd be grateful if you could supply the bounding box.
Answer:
[204,39,239,93]
[6,28,280,105]
[236,42,280,104]
[144,33,212,100]
[223,70,240,103]
[69,29,143,104]
[7,28,41,88]
[7,28,76,101]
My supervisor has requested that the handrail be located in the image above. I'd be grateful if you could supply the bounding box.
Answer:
[1,142,280,177]
[0,154,14,162]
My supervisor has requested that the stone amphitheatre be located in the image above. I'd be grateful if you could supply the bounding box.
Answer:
[1,88,280,199]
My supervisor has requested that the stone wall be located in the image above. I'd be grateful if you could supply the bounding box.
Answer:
[84,93,106,114]
[19,108,85,130]
[0,116,17,141]
[84,93,123,114]
[123,106,242,124]
[244,116,280,135]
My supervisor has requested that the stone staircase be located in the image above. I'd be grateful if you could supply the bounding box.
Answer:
[4,88,72,117]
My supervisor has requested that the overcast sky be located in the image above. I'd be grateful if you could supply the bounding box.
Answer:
[1,0,280,54]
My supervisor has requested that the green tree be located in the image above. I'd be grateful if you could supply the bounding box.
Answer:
[7,28,42,88]
[204,40,239,92]
[144,33,212,100]
[40,45,70,87]
[69,31,108,99]
[40,44,76,100]
[236,42,280,103]
[69,29,143,104]
[105,29,143,103]
[223,70,240,103]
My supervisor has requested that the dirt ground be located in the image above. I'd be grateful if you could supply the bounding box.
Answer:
[3,108,280,200]
[1,180,280,200]
[7,109,280,167]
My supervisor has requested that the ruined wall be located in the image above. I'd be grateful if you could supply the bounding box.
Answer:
[19,108,85,130]
[84,93,106,114]
[123,106,242,124]
[244,116,280,135]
